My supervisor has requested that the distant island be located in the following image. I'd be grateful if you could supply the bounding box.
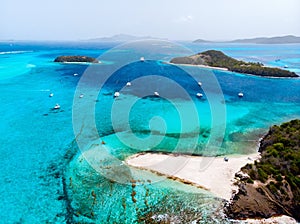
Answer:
[226,119,300,221]
[85,34,165,42]
[191,38,213,43]
[54,55,99,63]
[170,50,298,77]
[193,35,300,44]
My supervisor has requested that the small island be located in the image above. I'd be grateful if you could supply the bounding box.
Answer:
[226,119,300,221]
[170,50,298,77]
[54,55,99,63]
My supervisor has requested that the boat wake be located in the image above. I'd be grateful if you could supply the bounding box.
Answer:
[0,50,33,55]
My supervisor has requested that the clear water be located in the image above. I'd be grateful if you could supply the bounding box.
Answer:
[0,41,299,223]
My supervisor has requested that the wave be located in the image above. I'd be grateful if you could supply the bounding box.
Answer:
[0,50,33,55]
[26,64,36,68]
[39,89,50,92]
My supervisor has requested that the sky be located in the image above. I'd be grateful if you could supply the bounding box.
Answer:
[1,0,300,41]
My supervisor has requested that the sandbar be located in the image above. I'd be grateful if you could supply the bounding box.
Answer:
[126,152,260,201]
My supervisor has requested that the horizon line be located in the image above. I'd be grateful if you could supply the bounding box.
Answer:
[0,34,299,43]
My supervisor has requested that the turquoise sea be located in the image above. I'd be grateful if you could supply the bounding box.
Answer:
[0,41,299,223]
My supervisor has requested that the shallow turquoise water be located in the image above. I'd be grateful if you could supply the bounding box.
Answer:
[0,41,299,223]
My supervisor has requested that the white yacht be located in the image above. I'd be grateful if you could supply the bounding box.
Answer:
[154,91,159,96]
[126,82,132,87]
[53,103,60,109]
[49,93,54,97]
[79,94,84,98]
[114,92,120,97]
[140,57,145,62]
[73,73,79,76]
[198,82,202,86]
[238,92,244,97]
[196,93,203,98]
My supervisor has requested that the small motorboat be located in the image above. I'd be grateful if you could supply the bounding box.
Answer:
[198,82,202,87]
[79,94,84,98]
[114,92,120,97]
[283,65,289,68]
[73,73,79,76]
[49,93,54,97]
[140,57,145,62]
[154,91,159,96]
[196,93,203,98]
[238,92,244,97]
[126,82,132,87]
[53,103,60,110]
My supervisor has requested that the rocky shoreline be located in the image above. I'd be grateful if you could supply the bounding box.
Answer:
[225,119,300,222]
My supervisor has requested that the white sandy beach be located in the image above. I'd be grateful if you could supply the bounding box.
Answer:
[167,62,229,71]
[126,152,260,201]
[61,61,101,65]
[242,215,297,224]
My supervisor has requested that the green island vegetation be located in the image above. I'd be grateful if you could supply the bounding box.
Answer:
[243,119,300,187]
[226,119,300,221]
[54,55,99,63]
[170,50,298,77]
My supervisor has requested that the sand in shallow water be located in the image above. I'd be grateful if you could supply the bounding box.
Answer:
[126,152,260,200]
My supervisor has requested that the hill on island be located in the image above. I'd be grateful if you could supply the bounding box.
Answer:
[170,50,298,77]
[226,119,300,221]
[86,34,165,42]
[229,35,300,44]
[193,35,300,44]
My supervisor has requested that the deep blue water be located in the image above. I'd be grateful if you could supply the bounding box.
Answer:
[0,41,299,223]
